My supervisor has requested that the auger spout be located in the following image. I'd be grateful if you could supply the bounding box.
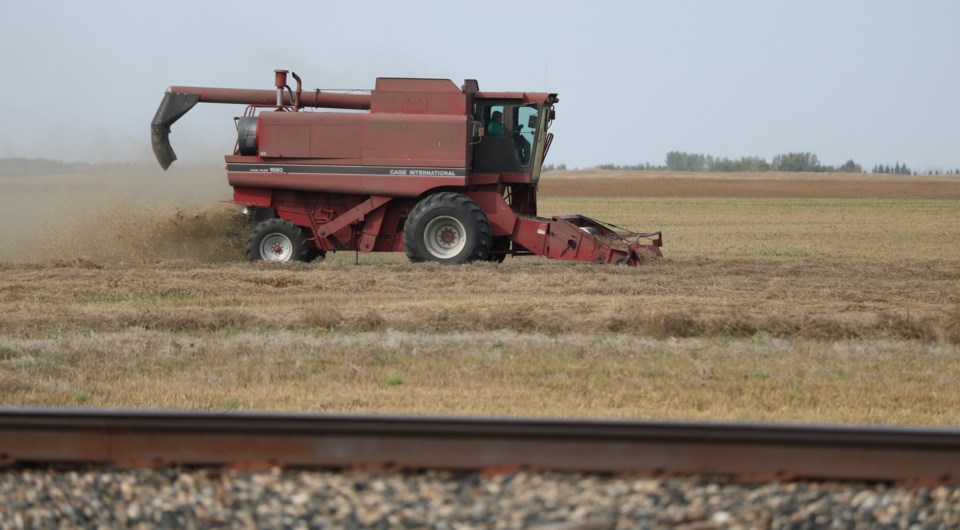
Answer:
[150,80,371,170]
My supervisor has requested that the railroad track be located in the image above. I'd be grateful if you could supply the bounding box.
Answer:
[1,408,959,485]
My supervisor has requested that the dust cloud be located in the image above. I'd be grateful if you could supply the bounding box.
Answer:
[0,164,249,263]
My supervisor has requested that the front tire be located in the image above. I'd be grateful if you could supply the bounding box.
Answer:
[247,218,312,262]
[404,193,492,264]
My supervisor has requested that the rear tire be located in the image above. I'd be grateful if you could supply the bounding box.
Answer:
[404,193,492,264]
[247,218,312,262]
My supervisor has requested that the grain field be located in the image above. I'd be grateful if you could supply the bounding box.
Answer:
[1,168,958,425]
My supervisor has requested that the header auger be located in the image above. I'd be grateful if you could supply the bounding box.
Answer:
[151,69,662,265]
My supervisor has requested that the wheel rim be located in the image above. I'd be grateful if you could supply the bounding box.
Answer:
[260,233,294,262]
[423,215,467,259]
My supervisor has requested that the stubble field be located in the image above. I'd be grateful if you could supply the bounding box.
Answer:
[1,168,958,426]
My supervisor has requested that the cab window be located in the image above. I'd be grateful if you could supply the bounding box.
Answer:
[473,102,541,173]
[512,105,538,166]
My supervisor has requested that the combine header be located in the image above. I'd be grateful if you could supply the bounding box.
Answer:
[151,69,662,265]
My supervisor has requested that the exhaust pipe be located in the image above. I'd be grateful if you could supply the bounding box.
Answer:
[150,90,201,170]
[274,69,287,107]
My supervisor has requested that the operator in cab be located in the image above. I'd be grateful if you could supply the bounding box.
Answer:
[486,111,503,136]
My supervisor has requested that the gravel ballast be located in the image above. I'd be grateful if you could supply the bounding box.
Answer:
[1,469,959,529]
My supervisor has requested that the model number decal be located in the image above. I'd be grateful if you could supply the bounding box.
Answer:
[249,167,285,174]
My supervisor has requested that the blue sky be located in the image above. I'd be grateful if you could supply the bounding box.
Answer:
[1,1,958,170]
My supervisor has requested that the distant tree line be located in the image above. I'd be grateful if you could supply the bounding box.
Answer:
[592,152,960,176]
[920,168,960,175]
[595,162,662,171]
[658,151,865,173]
[871,163,913,175]
[541,163,568,172]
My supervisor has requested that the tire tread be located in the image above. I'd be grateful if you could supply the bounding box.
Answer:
[403,192,492,264]
[246,218,312,262]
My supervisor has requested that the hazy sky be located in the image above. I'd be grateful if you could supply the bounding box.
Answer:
[1,1,958,170]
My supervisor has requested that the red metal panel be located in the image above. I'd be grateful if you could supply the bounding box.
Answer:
[257,112,365,160]
[500,172,535,185]
[225,154,364,166]
[358,206,388,252]
[228,171,463,198]
[375,78,463,92]
[232,187,272,206]
[260,193,412,253]
[251,111,468,168]
[310,123,364,160]
[464,191,518,238]
[363,113,468,167]
[543,217,606,262]
[259,122,311,158]
[513,217,549,255]
[316,196,392,238]
[371,78,466,115]
[466,172,500,186]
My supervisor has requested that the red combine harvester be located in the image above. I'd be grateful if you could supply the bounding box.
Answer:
[151,69,662,265]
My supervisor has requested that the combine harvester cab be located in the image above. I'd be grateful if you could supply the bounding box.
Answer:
[151,69,662,265]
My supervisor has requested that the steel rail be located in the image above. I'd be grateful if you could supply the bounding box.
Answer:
[1,408,959,484]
